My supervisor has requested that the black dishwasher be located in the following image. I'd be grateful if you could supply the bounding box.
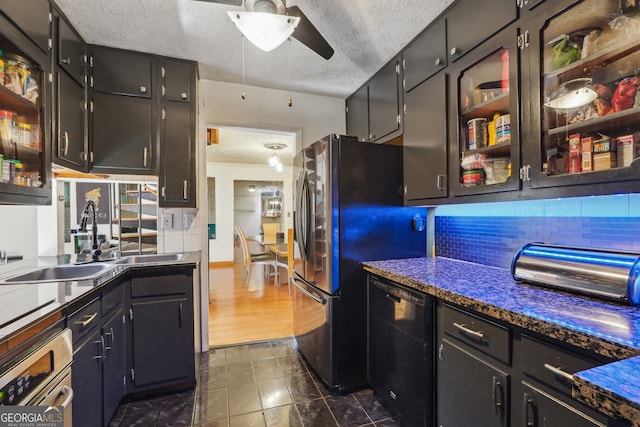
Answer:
[367,274,433,426]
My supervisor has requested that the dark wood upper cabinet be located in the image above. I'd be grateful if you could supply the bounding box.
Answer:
[346,85,368,142]
[161,59,193,102]
[404,73,448,203]
[90,92,155,174]
[403,18,447,92]
[0,0,51,54]
[91,46,153,98]
[57,14,86,86]
[368,56,402,143]
[446,0,518,62]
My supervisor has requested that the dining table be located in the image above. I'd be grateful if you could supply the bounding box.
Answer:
[250,234,289,285]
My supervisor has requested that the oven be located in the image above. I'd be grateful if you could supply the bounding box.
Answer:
[0,328,74,426]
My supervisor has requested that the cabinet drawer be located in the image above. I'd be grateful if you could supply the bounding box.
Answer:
[68,298,101,345]
[101,284,123,317]
[441,303,511,364]
[130,273,190,298]
[521,334,603,397]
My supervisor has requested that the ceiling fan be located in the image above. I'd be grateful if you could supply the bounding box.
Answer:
[193,0,334,59]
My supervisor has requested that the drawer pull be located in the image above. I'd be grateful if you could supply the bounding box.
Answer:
[75,312,97,327]
[453,322,484,340]
[543,363,573,381]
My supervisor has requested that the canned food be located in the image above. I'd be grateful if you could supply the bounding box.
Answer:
[467,118,487,150]
[462,169,484,186]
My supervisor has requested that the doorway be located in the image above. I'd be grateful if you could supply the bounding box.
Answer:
[206,127,295,348]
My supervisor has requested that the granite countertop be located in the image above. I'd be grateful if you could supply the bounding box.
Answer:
[363,256,640,426]
[0,252,200,347]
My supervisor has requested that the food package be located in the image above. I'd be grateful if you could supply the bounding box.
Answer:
[460,153,488,170]
[568,133,581,174]
[616,133,640,167]
[581,136,593,172]
[611,77,639,112]
[593,152,617,171]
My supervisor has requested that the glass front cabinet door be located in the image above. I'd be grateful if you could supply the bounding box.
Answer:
[527,0,640,191]
[450,26,522,197]
[0,13,51,204]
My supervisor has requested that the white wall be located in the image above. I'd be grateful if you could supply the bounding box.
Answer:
[199,80,345,151]
[0,205,39,258]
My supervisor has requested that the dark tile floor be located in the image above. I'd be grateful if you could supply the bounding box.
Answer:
[108,338,400,426]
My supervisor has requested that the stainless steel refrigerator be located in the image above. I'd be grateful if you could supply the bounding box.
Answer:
[292,134,427,392]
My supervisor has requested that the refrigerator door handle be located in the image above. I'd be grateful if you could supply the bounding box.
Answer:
[293,278,327,305]
[298,172,312,261]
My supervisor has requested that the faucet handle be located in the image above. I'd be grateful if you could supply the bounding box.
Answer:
[0,250,6,265]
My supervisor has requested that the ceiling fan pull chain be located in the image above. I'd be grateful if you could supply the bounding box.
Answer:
[288,38,293,107]
[241,35,246,100]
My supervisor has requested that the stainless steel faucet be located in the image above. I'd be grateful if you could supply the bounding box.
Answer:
[0,250,6,265]
[79,200,102,262]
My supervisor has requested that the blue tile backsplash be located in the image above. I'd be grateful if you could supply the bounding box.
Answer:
[435,195,640,269]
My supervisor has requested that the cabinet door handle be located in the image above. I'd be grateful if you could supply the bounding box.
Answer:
[437,174,446,191]
[435,57,444,66]
[523,393,534,427]
[181,92,188,100]
[492,376,503,414]
[139,86,147,93]
[543,363,573,381]
[453,322,484,340]
[183,180,188,200]
[75,312,97,327]
[450,46,461,56]
[143,147,148,167]
[61,57,71,65]
[178,302,183,328]
[104,327,114,351]
[63,132,69,156]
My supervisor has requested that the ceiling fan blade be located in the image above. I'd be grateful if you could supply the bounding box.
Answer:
[190,0,243,5]
[286,5,334,60]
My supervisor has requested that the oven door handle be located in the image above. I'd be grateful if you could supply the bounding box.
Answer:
[56,385,74,410]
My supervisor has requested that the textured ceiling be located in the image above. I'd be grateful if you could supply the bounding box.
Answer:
[206,128,295,165]
[54,0,455,98]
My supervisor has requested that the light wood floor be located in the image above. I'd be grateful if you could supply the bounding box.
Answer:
[208,245,293,348]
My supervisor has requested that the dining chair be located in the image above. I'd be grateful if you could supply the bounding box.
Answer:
[275,228,294,293]
[262,223,280,243]
[235,225,276,287]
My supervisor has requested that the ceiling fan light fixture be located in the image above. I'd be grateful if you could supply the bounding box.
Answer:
[228,11,300,52]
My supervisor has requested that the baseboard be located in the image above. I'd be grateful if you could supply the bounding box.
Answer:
[209,261,235,268]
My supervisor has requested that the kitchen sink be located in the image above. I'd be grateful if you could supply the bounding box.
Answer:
[0,263,117,284]
[114,253,186,265]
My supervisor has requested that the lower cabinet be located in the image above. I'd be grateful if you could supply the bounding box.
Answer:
[70,283,126,427]
[127,268,195,393]
[435,301,630,427]
[102,308,126,426]
[69,265,195,426]
[522,381,609,426]
[437,338,510,427]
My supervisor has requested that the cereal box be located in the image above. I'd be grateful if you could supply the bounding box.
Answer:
[581,136,593,172]
[616,133,640,167]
